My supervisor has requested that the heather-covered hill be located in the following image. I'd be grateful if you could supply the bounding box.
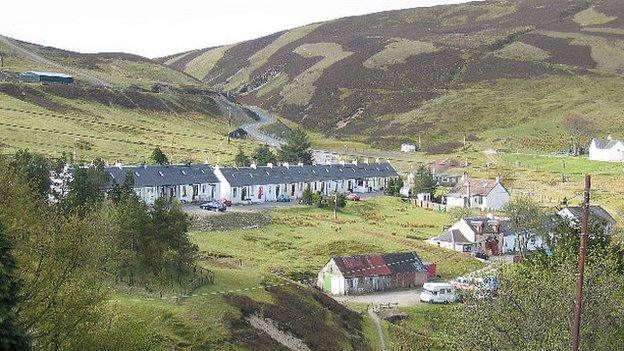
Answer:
[0,35,199,87]
[161,0,624,150]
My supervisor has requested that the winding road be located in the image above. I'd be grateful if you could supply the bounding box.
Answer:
[241,106,285,147]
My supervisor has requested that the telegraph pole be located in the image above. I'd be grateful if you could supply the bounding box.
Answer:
[571,174,591,351]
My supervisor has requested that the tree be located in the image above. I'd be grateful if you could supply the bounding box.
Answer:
[109,171,136,205]
[448,206,479,221]
[450,225,624,351]
[234,146,251,167]
[300,186,314,205]
[504,196,547,257]
[64,159,108,214]
[150,148,169,165]
[0,157,110,350]
[10,149,51,200]
[278,128,313,165]
[385,178,404,197]
[252,144,277,166]
[564,113,595,155]
[0,224,30,351]
[411,166,437,195]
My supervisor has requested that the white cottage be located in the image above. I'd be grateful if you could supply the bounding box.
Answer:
[589,136,624,162]
[445,175,510,211]
[214,162,397,205]
[104,164,220,205]
[428,216,509,255]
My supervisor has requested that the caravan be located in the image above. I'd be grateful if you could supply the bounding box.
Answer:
[419,282,456,303]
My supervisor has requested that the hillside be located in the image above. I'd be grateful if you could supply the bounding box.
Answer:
[161,0,624,150]
[0,35,199,87]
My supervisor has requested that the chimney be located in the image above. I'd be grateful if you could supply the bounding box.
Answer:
[352,160,358,165]
[297,162,304,167]
[283,162,290,168]
[339,161,345,166]
[250,162,257,169]
[364,158,369,164]
[267,163,273,168]
[461,172,468,182]
[608,134,613,141]
[495,176,500,183]
[115,162,123,169]
[375,157,380,164]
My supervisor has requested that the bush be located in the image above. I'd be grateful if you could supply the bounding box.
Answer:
[301,186,314,205]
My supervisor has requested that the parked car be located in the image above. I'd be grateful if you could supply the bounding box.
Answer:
[419,283,456,304]
[217,198,232,207]
[346,193,360,201]
[276,194,291,202]
[200,201,226,212]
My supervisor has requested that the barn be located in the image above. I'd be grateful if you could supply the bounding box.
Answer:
[317,252,428,295]
[20,71,74,84]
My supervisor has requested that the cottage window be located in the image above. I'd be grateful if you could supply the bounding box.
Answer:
[233,188,238,198]
[182,186,187,197]
[202,185,207,193]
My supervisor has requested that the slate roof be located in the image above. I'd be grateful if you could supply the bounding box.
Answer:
[561,206,616,225]
[448,178,506,197]
[430,229,473,244]
[592,138,622,150]
[332,252,426,279]
[104,164,219,189]
[219,162,397,187]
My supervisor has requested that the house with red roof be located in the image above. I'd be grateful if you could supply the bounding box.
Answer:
[316,252,428,295]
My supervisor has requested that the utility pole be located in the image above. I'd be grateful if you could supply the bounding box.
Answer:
[571,174,591,351]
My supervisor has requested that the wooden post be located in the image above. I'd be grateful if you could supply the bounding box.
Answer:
[571,174,590,351]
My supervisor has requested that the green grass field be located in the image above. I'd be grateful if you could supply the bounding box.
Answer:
[105,196,482,350]
[0,90,258,164]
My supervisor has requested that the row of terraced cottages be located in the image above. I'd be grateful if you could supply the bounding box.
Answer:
[100,161,398,205]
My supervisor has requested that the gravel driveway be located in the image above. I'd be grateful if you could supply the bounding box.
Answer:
[334,288,424,307]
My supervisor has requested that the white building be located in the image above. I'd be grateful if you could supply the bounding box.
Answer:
[401,143,416,153]
[428,216,508,255]
[445,175,510,211]
[589,136,624,162]
[558,205,616,235]
[214,161,397,205]
[104,164,220,205]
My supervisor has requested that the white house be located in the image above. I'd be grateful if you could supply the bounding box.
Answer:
[589,136,624,162]
[104,164,220,205]
[317,252,428,295]
[558,205,617,235]
[214,161,397,205]
[428,216,509,255]
[445,174,510,211]
[400,143,416,153]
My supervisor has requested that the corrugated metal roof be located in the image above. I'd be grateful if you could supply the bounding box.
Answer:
[219,162,397,187]
[332,252,426,279]
[104,164,219,188]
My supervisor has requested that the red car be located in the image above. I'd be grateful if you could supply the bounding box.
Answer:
[218,198,233,207]
[346,193,360,201]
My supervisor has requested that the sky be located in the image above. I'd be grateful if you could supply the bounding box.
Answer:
[0,0,475,58]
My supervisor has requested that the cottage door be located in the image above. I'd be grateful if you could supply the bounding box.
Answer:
[323,273,332,292]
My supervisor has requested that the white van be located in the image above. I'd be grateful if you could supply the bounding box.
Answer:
[419,283,456,304]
